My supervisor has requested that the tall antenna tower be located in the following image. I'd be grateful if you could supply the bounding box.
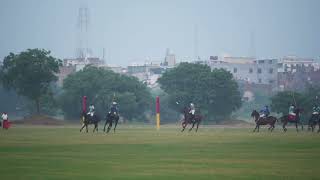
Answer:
[76,6,91,59]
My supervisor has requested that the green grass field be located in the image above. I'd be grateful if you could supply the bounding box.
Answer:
[0,125,319,180]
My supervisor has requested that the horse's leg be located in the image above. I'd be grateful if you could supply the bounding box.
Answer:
[270,122,275,132]
[86,124,88,133]
[271,125,275,132]
[195,121,200,132]
[189,122,195,132]
[181,122,187,132]
[268,121,272,131]
[257,124,260,132]
[103,119,108,132]
[283,121,287,132]
[311,123,314,132]
[114,119,118,133]
[295,122,299,132]
[93,123,97,133]
[253,124,258,132]
[80,123,85,132]
[107,120,112,133]
[318,121,320,133]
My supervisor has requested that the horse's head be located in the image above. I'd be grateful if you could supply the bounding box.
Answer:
[251,110,259,119]
[294,108,303,115]
[81,111,87,118]
[182,106,190,115]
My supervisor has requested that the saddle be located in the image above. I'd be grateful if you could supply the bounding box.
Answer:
[108,112,119,119]
[288,114,296,121]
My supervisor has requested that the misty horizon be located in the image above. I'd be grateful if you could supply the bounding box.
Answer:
[0,0,319,66]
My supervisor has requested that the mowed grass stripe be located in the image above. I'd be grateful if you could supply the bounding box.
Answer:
[0,125,319,179]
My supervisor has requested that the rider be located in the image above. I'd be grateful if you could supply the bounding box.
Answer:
[259,105,270,118]
[312,104,320,115]
[288,104,296,120]
[87,103,95,116]
[1,112,9,129]
[189,103,196,121]
[109,101,119,116]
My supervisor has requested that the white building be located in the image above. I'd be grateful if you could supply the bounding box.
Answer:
[277,56,317,73]
[63,57,105,71]
[163,48,176,67]
[208,56,278,86]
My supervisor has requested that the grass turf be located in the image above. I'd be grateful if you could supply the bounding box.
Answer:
[0,125,319,180]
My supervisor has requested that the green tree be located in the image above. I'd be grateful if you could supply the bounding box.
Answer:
[60,66,152,121]
[158,62,242,122]
[0,49,62,114]
[150,87,180,124]
[271,86,320,123]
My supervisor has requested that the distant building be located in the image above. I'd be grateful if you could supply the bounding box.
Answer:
[162,48,176,67]
[207,56,278,88]
[57,66,76,86]
[63,57,104,71]
[277,56,317,73]
[98,64,124,74]
[56,57,105,86]
[278,67,320,92]
[127,62,165,88]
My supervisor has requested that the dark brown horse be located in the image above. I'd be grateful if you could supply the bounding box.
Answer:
[251,110,277,132]
[280,108,303,132]
[308,113,320,133]
[181,107,202,132]
[80,112,101,133]
[103,112,120,133]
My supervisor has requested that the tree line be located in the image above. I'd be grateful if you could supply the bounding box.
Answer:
[1,49,318,123]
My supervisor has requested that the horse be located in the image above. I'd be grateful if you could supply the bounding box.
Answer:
[280,108,303,132]
[103,112,119,133]
[308,113,320,133]
[80,112,101,133]
[181,106,202,132]
[250,110,278,132]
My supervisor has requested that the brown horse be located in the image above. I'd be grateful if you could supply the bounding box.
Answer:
[308,113,320,133]
[80,112,101,133]
[280,108,303,132]
[103,112,120,133]
[181,107,202,132]
[251,110,277,132]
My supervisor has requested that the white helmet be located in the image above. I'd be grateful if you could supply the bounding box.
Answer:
[112,101,117,105]
[190,103,194,107]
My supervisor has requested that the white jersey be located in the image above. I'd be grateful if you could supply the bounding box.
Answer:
[2,114,8,120]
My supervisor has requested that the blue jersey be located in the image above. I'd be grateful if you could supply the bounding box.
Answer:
[110,105,119,114]
[260,107,270,115]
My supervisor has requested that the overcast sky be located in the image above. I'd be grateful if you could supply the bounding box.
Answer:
[0,0,319,66]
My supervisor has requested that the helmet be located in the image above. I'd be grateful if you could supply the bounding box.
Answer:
[190,103,194,107]
[112,101,117,105]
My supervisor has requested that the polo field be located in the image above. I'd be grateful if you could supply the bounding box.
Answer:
[0,125,319,179]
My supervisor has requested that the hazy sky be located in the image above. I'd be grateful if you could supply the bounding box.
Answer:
[0,0,319,66]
